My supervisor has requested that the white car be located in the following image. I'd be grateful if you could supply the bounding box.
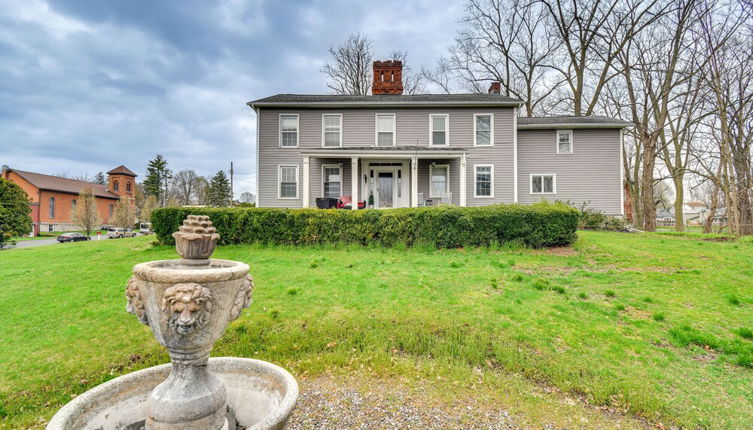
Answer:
[108,228,137,239]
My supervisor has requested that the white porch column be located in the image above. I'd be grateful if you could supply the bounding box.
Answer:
[351,157,359,210]
[459,154,467,207]
[410,156,418,207]
[302,156,310,208]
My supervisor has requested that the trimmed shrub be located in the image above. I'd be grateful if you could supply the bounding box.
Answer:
[152,202,579,249]
[578,206,629,231]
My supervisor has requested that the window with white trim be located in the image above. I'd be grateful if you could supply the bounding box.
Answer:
[375,114,395,147]
[279,114,299,147]
[556,130,572,154]
[278,165,299,199]
[474,165,493,198]
[322,165,341,198]
[322,114,342,147]
[474,114,493,146]
[430,114,448,146]
[531,174,556,194]
[429,164,449,197]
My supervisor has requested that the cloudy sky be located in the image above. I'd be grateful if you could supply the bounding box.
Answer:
[0,0,463,197]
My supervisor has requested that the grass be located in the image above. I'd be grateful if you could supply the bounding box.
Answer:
[1,231,753,428]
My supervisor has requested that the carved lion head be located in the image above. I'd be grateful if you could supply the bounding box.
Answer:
[162,283,212,335]
[125,276,148,325]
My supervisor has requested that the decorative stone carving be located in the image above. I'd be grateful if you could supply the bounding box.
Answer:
[161,283,212,336]
[229,274,254,322]
[172,215,220,260]
[125,276,148,325]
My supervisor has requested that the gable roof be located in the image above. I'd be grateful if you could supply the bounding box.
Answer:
[107,165,137,177]
[249,93,523,109]
[9,169,120,199]
[518,116,632,129]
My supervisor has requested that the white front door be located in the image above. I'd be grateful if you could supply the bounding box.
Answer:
[376,171,396,208]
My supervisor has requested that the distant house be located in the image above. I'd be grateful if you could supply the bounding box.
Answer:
[248,60,630,214]
[1,165,137,235]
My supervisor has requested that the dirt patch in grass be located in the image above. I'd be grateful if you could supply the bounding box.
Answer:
[529,246,579,257]
[624,306,652,320]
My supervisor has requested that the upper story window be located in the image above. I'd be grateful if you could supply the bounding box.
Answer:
[557,130,573,154]
[126,181,132,192]
[430,114,449,146]
[113,180,119,191]
[322,114,342,147]
[375,113,395,147]
[531,174,556,194]
[279,114,299,147]
[474,114,493,146]
[322,165,342,198]
[474,165,494,198]
[49,197,55,218]
[430,164,449,198]
[278,165,299,199]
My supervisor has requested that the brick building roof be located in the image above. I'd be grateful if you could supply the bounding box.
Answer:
[107,165,137,176]
[9,169,120,199]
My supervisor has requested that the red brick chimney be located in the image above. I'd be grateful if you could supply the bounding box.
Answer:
[488,81,501,94]
[372,60,403,95]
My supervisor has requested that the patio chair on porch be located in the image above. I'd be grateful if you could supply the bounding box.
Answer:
[417,192,425,207]
[336,196,366,210]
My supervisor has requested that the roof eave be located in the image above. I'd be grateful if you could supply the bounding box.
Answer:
[517,122,632,130]
[248,100,523,109]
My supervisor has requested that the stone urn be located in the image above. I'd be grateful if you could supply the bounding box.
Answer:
[47,216,298,430]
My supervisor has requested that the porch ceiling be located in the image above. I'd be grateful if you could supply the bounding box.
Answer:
[302,146,467,159]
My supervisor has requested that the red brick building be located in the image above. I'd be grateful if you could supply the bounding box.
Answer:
[1,165,137,235]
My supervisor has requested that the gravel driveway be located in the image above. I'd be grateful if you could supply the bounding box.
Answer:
[287,378,519,430]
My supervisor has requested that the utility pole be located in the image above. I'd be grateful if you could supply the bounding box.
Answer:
[230,161,234,206]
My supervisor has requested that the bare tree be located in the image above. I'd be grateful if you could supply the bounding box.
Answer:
[322,33,373,95]
[445,0,562,114]
[74,187,99,236]
[239,192,255,204]
[140,195,158,223]
[388,50,426,95]
[171,170,201,206]
[541,0,667,116]
[697,8,752,235]
[322,33,425,95]
[111,198,136,231]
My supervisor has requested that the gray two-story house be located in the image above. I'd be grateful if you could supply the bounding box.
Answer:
[249,60,629,215]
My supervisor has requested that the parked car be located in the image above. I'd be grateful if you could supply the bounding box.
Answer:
[108,228,137,239]
[139,222,152,235]
[57,232,90,243]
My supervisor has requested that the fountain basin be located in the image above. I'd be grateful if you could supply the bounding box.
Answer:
[46,357,298,430]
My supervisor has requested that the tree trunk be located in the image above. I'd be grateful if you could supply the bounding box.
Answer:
[673,176,684,231]
[640,133,657,231]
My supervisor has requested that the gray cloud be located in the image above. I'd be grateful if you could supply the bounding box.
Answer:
[0,0,459,196]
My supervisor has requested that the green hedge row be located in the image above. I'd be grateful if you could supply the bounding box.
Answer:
[152,203,579,248]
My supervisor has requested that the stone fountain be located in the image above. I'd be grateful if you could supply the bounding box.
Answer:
[47,215,298,430]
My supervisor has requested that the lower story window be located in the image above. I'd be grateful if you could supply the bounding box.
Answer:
[430,164,449,198]
[279,165,299,199]
[474,165,493,198]
[323,165,341,198]
[531,174,556,194]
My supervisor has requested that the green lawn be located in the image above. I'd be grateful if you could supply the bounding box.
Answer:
[1,232,752,428]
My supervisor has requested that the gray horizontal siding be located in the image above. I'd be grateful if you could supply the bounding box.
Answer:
[517,129,622,215]
[256,107,515,207]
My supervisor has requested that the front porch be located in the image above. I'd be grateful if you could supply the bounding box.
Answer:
[300,148,468,209]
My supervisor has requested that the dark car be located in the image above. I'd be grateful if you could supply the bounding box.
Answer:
[57,232,90,243]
